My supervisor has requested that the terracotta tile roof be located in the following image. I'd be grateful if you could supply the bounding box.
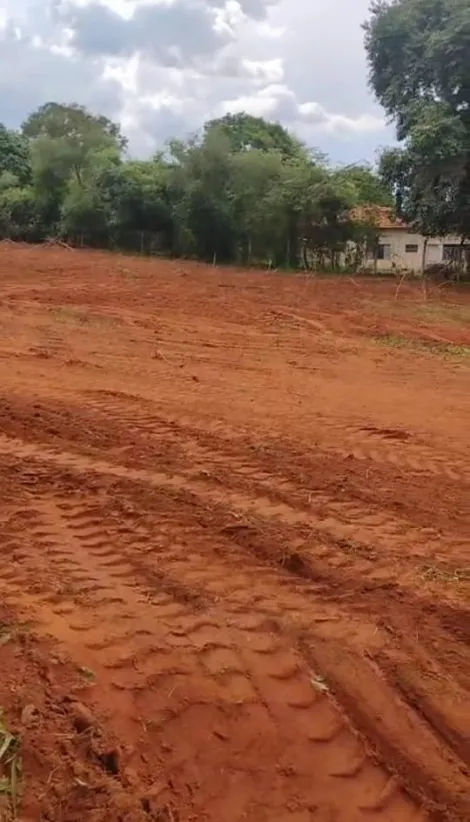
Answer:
[350,206,408,230]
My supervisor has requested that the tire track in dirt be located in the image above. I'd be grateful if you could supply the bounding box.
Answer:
[0,429,467,628]
[5,387,466,564]
[0,436,468,819]
[0,488,425,822]
[334,426,470,483]
[0,426,463,595]
[61,490,470,822]
[3,424,469,624]
[81,392,470,556]
[86,389,470,484]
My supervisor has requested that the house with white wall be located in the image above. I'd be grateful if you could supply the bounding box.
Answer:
[353,207,469,274]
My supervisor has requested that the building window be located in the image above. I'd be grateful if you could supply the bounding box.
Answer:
[377,244,391,260]
[405,244,419,253]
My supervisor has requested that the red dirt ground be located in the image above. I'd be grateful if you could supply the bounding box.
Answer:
[0,243,469,822]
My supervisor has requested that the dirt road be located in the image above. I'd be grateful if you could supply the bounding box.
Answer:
[0,244,469,822]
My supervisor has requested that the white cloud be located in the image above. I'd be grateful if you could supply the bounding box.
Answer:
[213,0,245,35]
[298,103,385,136]
[0,0,392,162]
[66,0,136,17]
[241,58,284,84]
[256,19,284,37]
[102,53,139,92]
[221,85,385,139]
[221,93,276,118]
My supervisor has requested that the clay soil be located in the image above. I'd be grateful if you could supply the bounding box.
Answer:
[0,243,469,822]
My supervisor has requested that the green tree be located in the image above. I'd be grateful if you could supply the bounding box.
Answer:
[168,129,236,261]
[60,182,107,242]
[26,103,124,191]
[267,157,330,268]
[204,113,306,160]
[30,135,79,233]
[0,185,38,240]
[302,179,361,270]
[0,125,31,185]
[230,148,285,263]
[333,164,392,207]
[22,103,126,151]
[26,104,125,235]
[364,0,470,243]
[93,160,173,250]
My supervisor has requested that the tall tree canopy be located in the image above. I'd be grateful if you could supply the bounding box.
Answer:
[21,103,126,233]
[333,164,393,207]
[204,113,306,159]
[22,103,127,151]
[364,0,470,241]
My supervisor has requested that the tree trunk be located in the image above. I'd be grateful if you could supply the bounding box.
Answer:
[457,236,466,281]
[74,165,84,188]
[287,213,298,268]
[421,237,428,276]
[302,242,309,270]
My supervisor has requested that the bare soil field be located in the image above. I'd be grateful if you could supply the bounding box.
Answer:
[0,243,469,822]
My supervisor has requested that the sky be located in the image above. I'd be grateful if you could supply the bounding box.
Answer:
[0,0,395,164]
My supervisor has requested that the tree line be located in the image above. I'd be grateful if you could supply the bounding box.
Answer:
[0,105,391,270]
[0,0,468,271]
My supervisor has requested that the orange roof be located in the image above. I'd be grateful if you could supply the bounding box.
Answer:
[350,206,408,230]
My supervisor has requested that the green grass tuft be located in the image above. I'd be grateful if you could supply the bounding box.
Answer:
[0,712,22,818]
[375,333,470,358]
